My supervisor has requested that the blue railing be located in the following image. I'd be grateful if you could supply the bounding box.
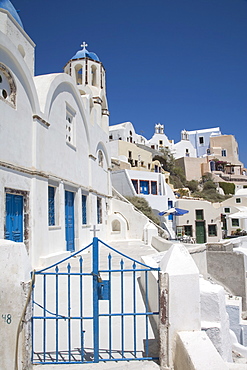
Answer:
[32,237,160,364]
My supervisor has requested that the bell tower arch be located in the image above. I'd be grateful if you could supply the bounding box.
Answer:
[64,42,109,131]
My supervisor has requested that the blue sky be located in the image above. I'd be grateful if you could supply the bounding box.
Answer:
[13,0,247,165]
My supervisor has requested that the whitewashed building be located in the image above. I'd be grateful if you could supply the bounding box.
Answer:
[0,2,114,267]
[111,169,176,238]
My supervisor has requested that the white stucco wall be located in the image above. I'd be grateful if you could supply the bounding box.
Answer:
[187,127,221,158]
[0,241,32,370]
[160,244,201,367]
[200,278,232,362]
[173,139,197,159]
[0,12,114,269]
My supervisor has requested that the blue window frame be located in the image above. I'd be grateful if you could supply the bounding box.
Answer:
[140,180,149,194]
[48,186,55,226]
[5,193,23,242]
[97,197,102,224]
[82,194,87,224]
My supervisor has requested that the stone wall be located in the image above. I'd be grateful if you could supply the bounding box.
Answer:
[207,246,247,311]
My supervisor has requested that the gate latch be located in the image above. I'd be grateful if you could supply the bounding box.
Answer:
[98,280,110,300]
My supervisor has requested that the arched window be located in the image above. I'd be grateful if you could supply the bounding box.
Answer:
[91,65,97,86]
[98,150,103,167]
[0,63,16,107]
[75,64,83,85]
[129,130,133,143]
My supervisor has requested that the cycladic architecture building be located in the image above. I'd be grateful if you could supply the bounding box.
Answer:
[110,122,246,184]
[1,0,159,268]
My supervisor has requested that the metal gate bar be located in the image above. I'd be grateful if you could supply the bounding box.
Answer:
[32,237,160,364]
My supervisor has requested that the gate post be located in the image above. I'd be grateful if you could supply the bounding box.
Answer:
[92,236,99,362]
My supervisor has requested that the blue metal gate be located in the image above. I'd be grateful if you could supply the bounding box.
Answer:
[32,237,160,364]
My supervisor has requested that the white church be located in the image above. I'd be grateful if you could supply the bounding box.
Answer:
[0,0,159,269]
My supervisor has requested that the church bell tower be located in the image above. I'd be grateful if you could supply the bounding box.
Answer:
[64,42,109,132]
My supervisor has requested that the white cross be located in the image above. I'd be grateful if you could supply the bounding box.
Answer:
[81,42,88,49]
[90,225,99,237]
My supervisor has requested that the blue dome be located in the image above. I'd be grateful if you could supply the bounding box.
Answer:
[0,0,23,28]
[71,42,100,62]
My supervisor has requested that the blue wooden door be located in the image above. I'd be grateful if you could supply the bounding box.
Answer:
[5,193,23,242]
[65,191,75,252]
[168,200,173,221]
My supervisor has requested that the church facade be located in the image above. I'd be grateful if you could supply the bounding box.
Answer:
[0,2,114,267]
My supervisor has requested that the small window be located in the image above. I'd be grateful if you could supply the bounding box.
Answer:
[128,151,132,159]
[98,150,103,167]
[221,149,227,157]
[148,163,151,170]
[48,186,55,226]
[140,180,149,195]
[134,160,138,167]
[176,226,183,237]
[232,218,239,227]
[208,224,217,237]
[97,197,102,224]
[184,225,192,237]
[0,63,16,107]
[196,209,204,220]
[236,198,241,204]
[131,179,138,193]
[224,207,230,213]
[151,181,157,195]
[109,135,113,140]
[66,104,76,146]
[82,195,87,225]
[199,137,204,144]
[159,140,163,145]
